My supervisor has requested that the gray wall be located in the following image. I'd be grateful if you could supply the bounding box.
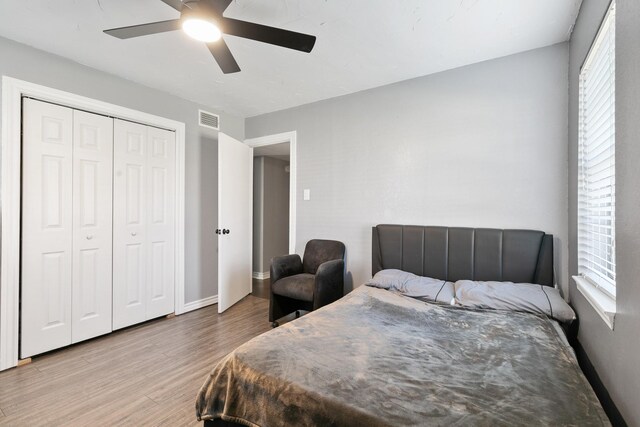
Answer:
[0,36,245,304]
[569,0,640,424]
[252,157,264,273]
[252,156,289,274]
[261,157,290,271]
[246,44,570,294]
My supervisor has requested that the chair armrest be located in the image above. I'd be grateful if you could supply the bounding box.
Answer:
[313,259,344,310]
[270,254,303,284]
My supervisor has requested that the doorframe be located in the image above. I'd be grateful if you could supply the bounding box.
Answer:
[0,76,186,371]
[245,131,297,255]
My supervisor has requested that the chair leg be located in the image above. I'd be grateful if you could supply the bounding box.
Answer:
[295,310,300,318]
[271,321,279,328]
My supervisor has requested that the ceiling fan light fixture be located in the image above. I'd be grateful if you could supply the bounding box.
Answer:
[104,0,317,74]
[182,17,221,42]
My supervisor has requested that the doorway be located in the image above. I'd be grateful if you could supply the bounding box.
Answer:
[245,132,297,300]
[252,143,290,295]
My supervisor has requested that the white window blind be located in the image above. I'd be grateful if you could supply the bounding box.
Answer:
[578,1,616,298]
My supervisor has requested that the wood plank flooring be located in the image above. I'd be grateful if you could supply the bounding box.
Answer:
[0,287,271,426]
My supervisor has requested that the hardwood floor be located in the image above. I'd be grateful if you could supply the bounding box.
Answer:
[251,278,270,300]
[0,294,270,426]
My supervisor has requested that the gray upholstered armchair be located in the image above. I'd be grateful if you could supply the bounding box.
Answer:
[269,239,345,327]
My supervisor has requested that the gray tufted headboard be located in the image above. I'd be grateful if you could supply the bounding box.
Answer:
[372,224,554,286]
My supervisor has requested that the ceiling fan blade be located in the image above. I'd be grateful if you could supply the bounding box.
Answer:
[220,18,316,53]
[104,19,182,39]
[159,0,184,12]
[207,38,241,74]
[202,0,234,14]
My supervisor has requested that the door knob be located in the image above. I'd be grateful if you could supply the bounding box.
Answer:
[86,235,93,240]
[222,229,230,235]
[131,232,137,236]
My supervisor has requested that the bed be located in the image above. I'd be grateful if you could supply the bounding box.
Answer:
[196,225,609,426]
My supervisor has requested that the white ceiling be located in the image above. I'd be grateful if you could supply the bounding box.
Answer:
[254,142,290,161]
[0,0,582,118]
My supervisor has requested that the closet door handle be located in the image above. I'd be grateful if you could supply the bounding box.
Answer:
[86,235,93,240]
[131,232,137,236]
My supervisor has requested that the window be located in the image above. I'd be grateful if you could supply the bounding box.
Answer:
[577,2,616,304]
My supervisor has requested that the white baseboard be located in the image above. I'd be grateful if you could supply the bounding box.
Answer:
[182,295,218,313]
[252,271,270,280]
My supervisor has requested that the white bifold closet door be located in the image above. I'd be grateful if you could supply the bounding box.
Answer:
[21,99,113,358]
[112,119,176,330]
[71,110,114,343]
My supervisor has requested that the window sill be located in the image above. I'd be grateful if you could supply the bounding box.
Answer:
[573,275,616,330]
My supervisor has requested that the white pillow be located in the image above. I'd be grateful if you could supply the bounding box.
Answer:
[454,280,576,323]
[366,269,455,304]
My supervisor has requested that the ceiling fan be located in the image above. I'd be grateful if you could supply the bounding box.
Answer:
[103,0,316,74]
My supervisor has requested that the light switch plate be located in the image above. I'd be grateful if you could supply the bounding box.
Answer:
[303,189,311,200]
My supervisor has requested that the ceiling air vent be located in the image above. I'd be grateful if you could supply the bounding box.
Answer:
[199,110,220,130]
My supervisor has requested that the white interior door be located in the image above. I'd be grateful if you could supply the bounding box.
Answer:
[218,133,253,313]
[145,126,176,319]
[21,99,74,358]
[71,110,114,343]
[113,120,148,329]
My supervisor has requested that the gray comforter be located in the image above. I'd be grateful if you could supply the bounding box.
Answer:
[196,286,609,426]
